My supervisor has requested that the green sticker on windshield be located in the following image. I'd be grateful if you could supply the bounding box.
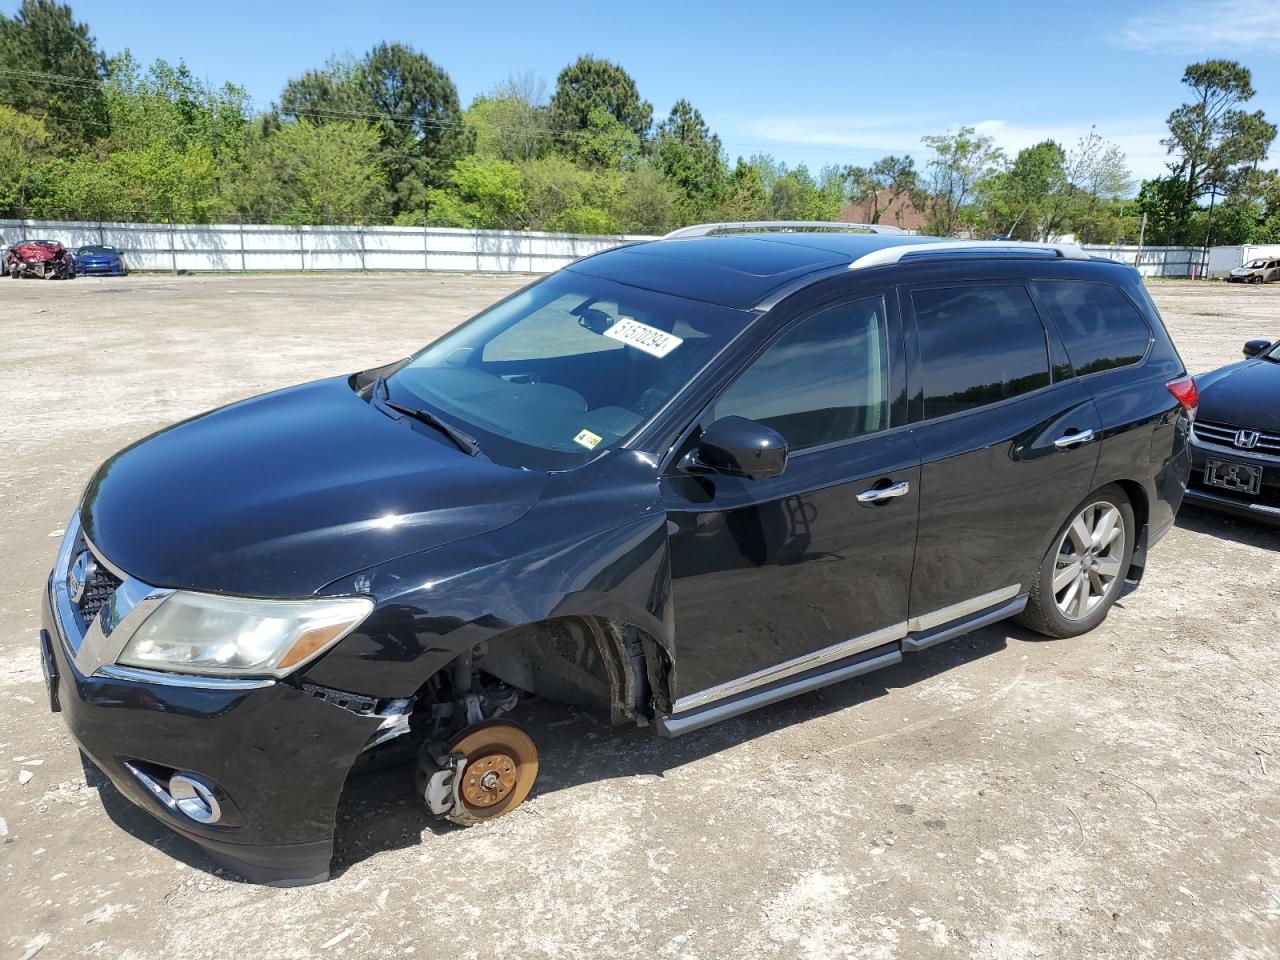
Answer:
[573,429,602,450]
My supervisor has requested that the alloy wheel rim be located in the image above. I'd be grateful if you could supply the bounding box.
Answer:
[1053,501,1125,621]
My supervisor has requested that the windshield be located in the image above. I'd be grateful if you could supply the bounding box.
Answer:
[386,270,752,470]
[1246,259,1267,268]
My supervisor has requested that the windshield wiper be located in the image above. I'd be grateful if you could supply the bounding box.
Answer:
[373,376,485,458]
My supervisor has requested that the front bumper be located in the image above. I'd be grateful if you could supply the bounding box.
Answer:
[76,262,125,276]
[41,576,385,885]
[1186,434,1280,526]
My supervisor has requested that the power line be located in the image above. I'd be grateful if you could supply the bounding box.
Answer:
[0,66,861,161]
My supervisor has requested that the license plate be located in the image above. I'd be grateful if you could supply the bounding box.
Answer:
[1204,458,1262,496]
[39,630,60,713]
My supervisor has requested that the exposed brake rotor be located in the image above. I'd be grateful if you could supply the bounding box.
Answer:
[438,720,538,825]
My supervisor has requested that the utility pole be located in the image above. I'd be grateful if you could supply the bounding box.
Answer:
[1136,210,1147,274]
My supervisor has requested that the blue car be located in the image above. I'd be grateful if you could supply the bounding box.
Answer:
[73,244,128,276]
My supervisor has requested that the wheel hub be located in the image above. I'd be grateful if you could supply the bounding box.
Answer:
[461,753,519,808]
[1053,500,1125,621]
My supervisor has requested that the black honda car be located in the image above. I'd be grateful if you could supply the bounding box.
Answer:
[1185,337,1280,524]
[40,224,1193,885]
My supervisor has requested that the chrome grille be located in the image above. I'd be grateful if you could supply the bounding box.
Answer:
[77,560,122,625]
[1192,418,1280,455]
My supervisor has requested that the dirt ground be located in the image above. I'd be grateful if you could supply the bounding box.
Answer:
[1,273,1277,960]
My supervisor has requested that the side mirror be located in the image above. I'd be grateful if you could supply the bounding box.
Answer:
[1243,339,1272,358]
[679,416,788,481]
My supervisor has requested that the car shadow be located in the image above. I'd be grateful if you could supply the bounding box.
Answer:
[323,624,1019,879]
[81,621,1037,883]
[1176,502,1280,550]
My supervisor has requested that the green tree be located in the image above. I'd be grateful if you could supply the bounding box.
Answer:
[520,154,618,233]
[1053,130,1132,242]
[574,106,642,170]
[419,156,526,228]
[281,43,470,216]
[466,75,551,163]
[920,126,1004,236]
[979,140,1065,239]
[768,163,844,221]
[0,104,51,215]
[715,157,771,221]
[548,55,652,140]
[654,99,725,220]
[231,118,387,224]
[0,0,106,148]
[103,54,249,158]
[1135,175,1194,246]
[1161,60,1276,232]
[844,155,921,225]
[612,162,678,234]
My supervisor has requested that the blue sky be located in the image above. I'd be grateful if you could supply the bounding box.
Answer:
[10,0,1280,181]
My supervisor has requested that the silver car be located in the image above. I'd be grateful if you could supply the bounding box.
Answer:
[1228,258,1280,284]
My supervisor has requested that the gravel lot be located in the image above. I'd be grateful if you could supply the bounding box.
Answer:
[1,273,1277,960]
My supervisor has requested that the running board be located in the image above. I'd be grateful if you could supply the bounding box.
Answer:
[901,595,1028,652]
[655,592,1027,737]
[656,647,902,737]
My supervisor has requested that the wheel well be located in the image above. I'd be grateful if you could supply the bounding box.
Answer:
[1111,478,1149,581]
[457,616,666,726]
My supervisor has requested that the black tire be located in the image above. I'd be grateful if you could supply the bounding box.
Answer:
[1016,484,1135,639]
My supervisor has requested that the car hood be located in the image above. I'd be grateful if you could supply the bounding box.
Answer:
[1197,359,1280,431]
[1230,267,1258,275]
[80,376,547,596]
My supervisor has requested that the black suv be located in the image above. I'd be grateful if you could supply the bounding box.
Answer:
[40,224,1193,885]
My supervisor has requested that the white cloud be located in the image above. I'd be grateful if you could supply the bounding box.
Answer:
[736,115,1173,181]
[1118,0,1280,53]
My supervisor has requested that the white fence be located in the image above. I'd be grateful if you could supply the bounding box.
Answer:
[0,220,652,274]
[1079,244,1208,278]
[0,219,1261,280]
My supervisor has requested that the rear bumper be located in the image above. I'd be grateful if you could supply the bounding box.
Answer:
[41,579,382,884]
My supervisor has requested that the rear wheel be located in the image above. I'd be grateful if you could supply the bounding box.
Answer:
[1016,485,1134,639]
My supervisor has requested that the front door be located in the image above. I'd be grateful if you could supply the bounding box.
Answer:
[663,293,920,706]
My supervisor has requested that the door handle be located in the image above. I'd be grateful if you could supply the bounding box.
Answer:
[856,480,911,504]
[1053,429,1095,449]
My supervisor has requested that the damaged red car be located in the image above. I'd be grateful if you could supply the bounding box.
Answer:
[6,239,77,280]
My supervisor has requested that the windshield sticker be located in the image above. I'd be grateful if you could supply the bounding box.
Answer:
[602,317,683,358]
[573,428,603,450]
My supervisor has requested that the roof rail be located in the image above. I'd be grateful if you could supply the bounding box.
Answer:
[848,239,1089,271]
[663,220,907,239]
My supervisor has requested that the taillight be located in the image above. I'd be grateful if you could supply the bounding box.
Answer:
[1167,376,1199,417]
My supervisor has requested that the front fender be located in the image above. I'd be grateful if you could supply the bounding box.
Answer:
[300,451,672,699]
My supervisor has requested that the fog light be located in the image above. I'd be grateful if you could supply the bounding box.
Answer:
[170,774,222,824]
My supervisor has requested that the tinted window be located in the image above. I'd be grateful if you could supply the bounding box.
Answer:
[913,284,1050,418]
[712,296,889,452]
[1035,281,1152,376]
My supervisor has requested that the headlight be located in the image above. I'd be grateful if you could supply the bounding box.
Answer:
[118,592,373,678]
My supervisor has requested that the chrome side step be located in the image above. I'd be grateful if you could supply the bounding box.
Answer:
[901,595,1028,653]
[656,647,902,737]
[657,591,1029,737]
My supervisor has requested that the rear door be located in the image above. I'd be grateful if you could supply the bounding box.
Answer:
[902,280,1102,621]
